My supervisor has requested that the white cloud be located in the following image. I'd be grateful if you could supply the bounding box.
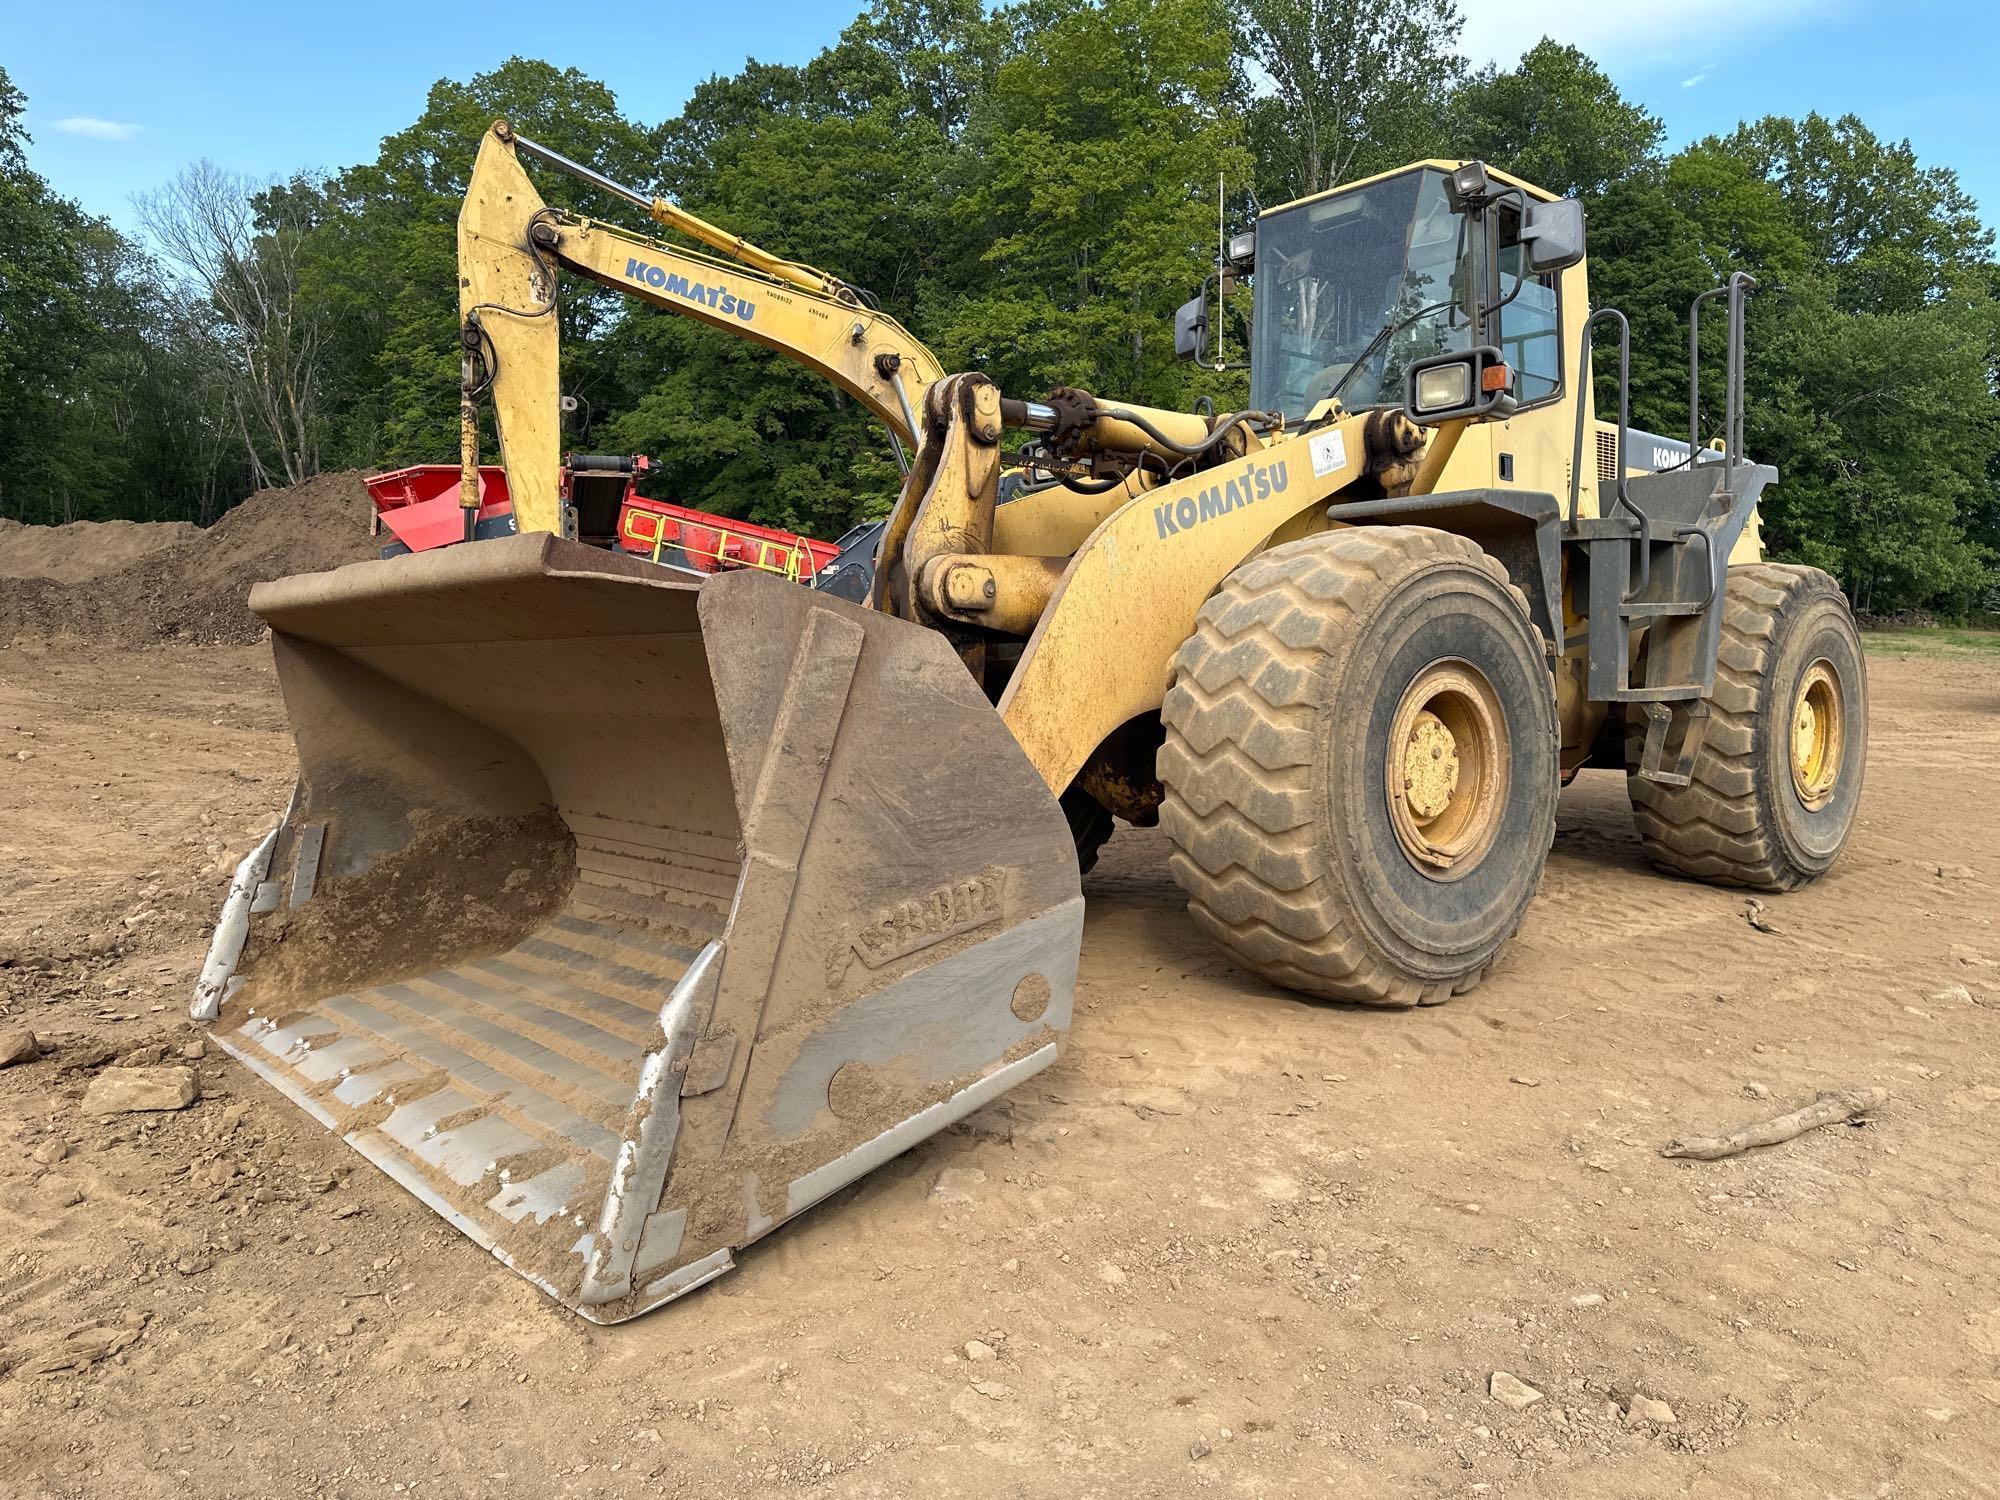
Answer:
[1456,0,1824,69]
[1682,64,1717,89]
[54,116,142,142]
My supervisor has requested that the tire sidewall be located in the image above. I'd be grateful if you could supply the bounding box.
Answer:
[1758,585,1868,875]
[1319,559,1557,981]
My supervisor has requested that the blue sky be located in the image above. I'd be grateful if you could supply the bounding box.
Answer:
[8,0,1998,235]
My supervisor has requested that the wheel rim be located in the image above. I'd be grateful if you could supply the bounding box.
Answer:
[1789,658,1846,811]
[1386,660,1509,877]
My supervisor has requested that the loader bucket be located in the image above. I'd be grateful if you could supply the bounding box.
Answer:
[192,533,1082,1322]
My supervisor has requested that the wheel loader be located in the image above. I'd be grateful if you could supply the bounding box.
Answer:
[193,129,1868,1322]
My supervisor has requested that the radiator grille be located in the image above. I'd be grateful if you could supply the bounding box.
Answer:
[1596,429,1620,487]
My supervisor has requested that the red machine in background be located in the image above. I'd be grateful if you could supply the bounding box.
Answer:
[363,455,838,582]
[365,463,514,553]
[616,494,839,581]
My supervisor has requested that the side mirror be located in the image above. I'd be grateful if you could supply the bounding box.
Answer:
[1520,197,1585,274]
[1174,290,1208,362]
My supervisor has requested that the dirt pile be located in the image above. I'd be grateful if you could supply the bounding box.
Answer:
[0,517,200,584]
[0,471,377,646]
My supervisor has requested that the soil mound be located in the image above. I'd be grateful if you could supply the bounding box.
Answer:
[0,517,200,583]
[0,471,377,645]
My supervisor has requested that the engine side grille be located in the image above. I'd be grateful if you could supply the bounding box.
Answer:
[1596,429,1621,487]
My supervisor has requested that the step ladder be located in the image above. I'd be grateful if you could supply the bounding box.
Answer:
[1566,277,1771,785]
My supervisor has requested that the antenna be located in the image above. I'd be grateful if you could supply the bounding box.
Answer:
[1215,173,1226,371]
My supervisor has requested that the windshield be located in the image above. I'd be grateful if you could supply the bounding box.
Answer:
[1248,169,1567,421]
[1250,168,1466,420]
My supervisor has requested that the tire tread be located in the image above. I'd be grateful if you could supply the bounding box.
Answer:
[1626,562,1850,890]
[1158,527,1540,1006]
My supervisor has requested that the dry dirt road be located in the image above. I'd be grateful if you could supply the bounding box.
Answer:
[1,638,1996,1500]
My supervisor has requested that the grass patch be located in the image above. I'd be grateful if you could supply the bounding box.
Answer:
[1863,625,2000,657]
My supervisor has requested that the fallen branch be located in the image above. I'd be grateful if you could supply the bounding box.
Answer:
[1661,1087,1889,1161]
[21,1318,148,1376]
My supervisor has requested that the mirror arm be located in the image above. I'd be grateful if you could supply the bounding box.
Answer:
[1468,186,1534,338]
[1190,272,1251,373]
[1197,271,1215,365]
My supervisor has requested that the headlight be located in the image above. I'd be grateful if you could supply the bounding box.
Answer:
[1445,160,1495,212]
[1414,362,1471,412]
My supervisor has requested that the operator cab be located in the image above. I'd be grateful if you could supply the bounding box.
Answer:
[1177,162,1581,426]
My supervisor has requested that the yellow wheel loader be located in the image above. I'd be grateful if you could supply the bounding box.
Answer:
[194,137,1867,1321]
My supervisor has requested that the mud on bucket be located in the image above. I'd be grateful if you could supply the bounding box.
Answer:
[193,533,1082,1321]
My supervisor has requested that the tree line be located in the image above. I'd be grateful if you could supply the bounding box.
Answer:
[2,0,1995,613]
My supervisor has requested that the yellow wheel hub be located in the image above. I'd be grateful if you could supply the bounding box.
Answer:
[1789,658,1845,810]
[1387,661,1509,877]
[1402,711,1460,820]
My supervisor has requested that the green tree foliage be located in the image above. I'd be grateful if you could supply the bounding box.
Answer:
[0,71,102,519]
[277,58,656,472]
[607,0,1248,533]
[1239,0,1465,203]
[1448,40,1663,198]
[932,0,1251,402]
[6,18,1997,614]
[1728,113,1992,314]
[600,2,994,534]
[481,8,997,536]
[1589,113,1999,613]
[0,65,250,523]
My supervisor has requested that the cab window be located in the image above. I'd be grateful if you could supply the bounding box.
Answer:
[1495,211,1560,405]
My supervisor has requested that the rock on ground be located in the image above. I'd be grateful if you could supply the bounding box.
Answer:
[1627,1393,1678,1425]
[0,1026,39,1066]
[82,1064,197,1114]
[929,1166,986,1204]
[1489,1371,1545,1410]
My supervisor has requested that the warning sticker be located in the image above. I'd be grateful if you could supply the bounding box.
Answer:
[1308,427,1348,478]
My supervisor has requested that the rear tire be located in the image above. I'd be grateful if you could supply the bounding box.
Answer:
[1626,563,1866,889]
[1157,528,1557,1006]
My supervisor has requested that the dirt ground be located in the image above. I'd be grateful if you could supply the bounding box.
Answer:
[1,635,1997,1499]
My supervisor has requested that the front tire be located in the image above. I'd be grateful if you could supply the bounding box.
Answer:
[1627,563,1866,889]
[1061,785,1115,876]
[1157,528,1557,1006]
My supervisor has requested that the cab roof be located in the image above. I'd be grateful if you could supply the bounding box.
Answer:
[1260,160,1559,220]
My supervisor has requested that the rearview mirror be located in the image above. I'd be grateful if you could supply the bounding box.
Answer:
[1174,290,1208,362]
[1520,197,1585,274]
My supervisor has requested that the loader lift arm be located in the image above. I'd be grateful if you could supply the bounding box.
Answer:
[458,121,945,537]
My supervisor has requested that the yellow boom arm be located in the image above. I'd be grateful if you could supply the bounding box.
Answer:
[458,122,945,536]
